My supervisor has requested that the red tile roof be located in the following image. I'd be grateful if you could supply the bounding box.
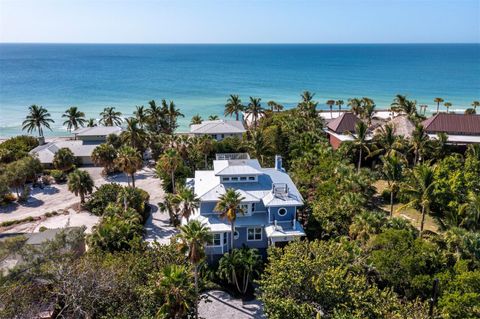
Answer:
[327,112,360,133]
[422,113,480,135]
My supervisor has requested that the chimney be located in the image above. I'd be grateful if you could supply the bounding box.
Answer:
[275,155,283,171]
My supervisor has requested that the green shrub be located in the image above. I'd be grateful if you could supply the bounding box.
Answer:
[85,183,123,216]
[50,169,66,183]
[0,135,39,164]
[39,226,48,232]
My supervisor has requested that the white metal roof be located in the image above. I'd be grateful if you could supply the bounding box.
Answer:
[213,159,263,176]
[190,120,246,135]
[428,134,480,144]
[73,126,122,137]
[194,160,303,207]
[265,221,306,238]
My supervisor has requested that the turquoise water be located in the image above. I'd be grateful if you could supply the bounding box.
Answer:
[0,44,479,137]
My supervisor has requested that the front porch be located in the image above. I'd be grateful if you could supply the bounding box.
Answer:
[265,220,305,246]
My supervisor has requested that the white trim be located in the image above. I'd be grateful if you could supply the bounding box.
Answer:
[207,233,223,247]
[278,207,287,217]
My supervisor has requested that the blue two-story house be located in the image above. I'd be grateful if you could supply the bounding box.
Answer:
[187,153,305,261]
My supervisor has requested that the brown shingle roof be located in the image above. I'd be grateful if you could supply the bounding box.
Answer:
[422,113,480,135]
[327,112,360,133]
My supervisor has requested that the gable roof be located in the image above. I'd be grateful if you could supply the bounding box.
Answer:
[213,158,263,176]
[422,113,480,135]
[30,140,99,164]
[190,120,246,135]
[327,112,360,133]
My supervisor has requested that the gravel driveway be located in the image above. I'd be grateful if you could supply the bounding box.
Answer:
[199,290,265,319]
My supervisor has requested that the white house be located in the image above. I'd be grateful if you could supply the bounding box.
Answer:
[189,120,245,141]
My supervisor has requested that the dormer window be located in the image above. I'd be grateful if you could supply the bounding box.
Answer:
[240,176,247,181]
[248,176,255,181]
[231,177,239,181]
[222,177,230,182]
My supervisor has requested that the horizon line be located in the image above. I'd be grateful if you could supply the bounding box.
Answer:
[1,42,479,45]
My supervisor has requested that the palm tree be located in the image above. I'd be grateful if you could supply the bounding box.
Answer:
[156,265,195,319]
[115,146,143,188]
[121,117,146,152]
[162,99,184,134]
[400,163,436,238]
[369,124,404,158]
[348,211,386,244]
[133,105,148,128]
[326,100,335,118]
[92,143,117,175]
[190,114,203,125]
[335,100,344,113]
[214,189,245,250]
[195,135,214,169]
[159,193,182,226]
[458,192,480,232]
[217,247,262,295]
[362,99,376,125]
[348,121,370,172]
[382,153,404,217]
[86,118,97,127]
[53,147,76,172]
[391,95,417,117]
[244,130,270,165]
[348,97,364,116]
[444,102,452,113]
[267,100,284,112]
[225,95,244,120]
[434,97,444,114]
[410,124,429,165]
[146,100,166,133]
[157,149,182,193]
[246,97,265,129]
[67,169,94,204]
[208,115,219,120]
[175,186,200,222]
[177,220,212,319]
[419,104,428,115]
[472,101,480,113]
[298,91,318,118]
[62,106,86,132]
[100,107,122,126]
[22,105,54,138]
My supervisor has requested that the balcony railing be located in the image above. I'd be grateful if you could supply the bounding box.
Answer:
[216,153,250,160]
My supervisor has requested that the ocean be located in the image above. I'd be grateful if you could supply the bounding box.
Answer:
[0,43,479,137]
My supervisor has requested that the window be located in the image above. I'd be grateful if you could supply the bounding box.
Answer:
[221,134,225,138]
[238,204,249,214]
[278,207,287,216]
[231,177,239,181]
[247,227,262,241]
[208,233,221,246]
[240,176,247,181]
[222,177,230,182]
[248,176,255,181]
[251,203,255,212]
[223,233,228,245]
[233,230,239,240]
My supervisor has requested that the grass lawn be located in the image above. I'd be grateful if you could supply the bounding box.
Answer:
[373,180,439,233]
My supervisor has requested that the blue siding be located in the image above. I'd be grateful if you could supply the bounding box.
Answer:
[233,227,268,250]
[200,202,217,215]
[269,206,296,222]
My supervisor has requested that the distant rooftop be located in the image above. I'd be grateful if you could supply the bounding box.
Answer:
[327,112,360,134]
[30,140,99,164]
[216,153,250,160]
[73,126,122,136]
[422,113,480,135]
[190,120,246,135]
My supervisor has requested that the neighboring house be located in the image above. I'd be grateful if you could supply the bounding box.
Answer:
[324,112,360,149]
[30,126,122,166]
[373,115,415,139]
[188,153,305,262]
[72,126,122,142]
[190,120,246,141]
[422,113,480,144]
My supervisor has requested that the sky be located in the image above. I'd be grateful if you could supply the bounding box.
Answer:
[0,0,479,43]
